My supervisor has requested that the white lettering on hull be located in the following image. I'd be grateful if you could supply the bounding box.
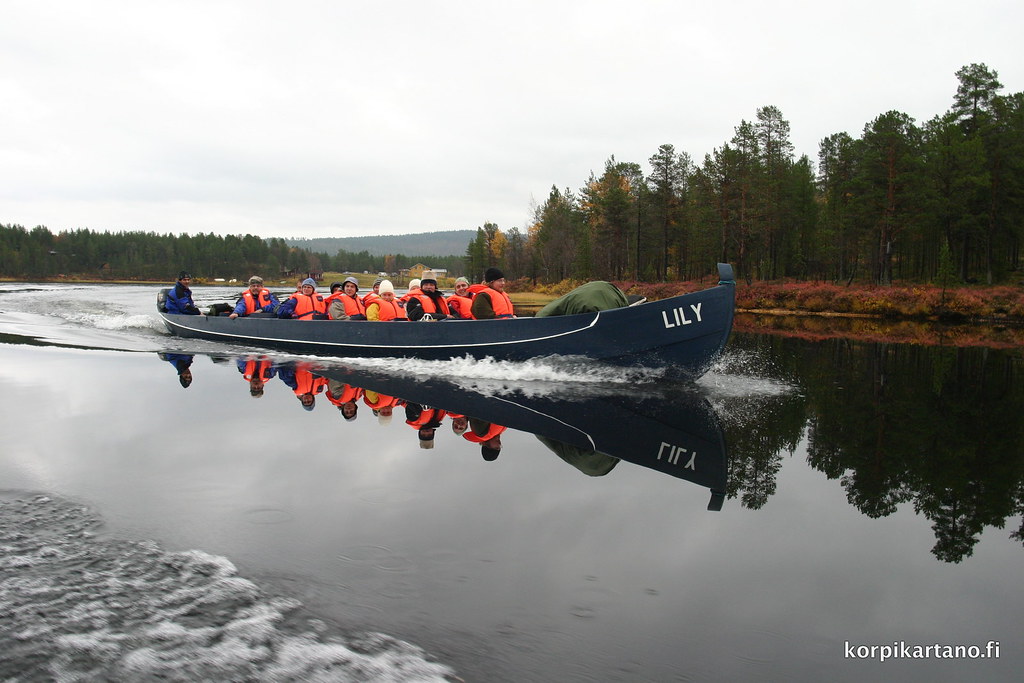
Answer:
[657,442,697,469]
[661,302,703,329]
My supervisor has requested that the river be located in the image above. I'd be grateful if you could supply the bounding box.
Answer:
[0,283,1020,681]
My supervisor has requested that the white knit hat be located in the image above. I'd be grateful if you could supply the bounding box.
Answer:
[378,280,395,295]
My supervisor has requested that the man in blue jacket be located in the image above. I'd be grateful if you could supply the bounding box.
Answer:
[165,271,203,315]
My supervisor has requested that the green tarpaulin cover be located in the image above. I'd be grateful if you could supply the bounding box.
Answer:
[535,281,629,317]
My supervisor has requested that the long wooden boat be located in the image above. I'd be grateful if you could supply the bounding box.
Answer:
[158,264,735,378]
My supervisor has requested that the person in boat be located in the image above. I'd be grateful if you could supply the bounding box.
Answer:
[463,418,507,461]
[229,276,280,319]
[470,268,515,320]
[237,355,276,397]
[446,277,473,319]
[405,403,448,449]
[405,278,452,321]
[399,278,422,306]
[278,362,327,411]
[277,278,328,320]
[165,271,203,315]
[365,280,407,321]
[326,276,367,320]
[362,278,383,308]
[323,280,345,310]
[160,352,195,388]
[326,379,363,421]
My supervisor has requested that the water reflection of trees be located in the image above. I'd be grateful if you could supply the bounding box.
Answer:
[726,333,1024,563]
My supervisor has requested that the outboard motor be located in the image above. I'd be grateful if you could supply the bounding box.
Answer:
[156,287,171,313]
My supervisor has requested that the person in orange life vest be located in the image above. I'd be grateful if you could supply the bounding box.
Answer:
[446,277,474,319]
[470,268,515,320]
[326,379,363,421]
[405,278,452,321]
[327,276,367,320]
[277,278,327,319]
[323,280,345,307]
[237,355,276,398]
[364,390,404,425]
[463,418,507,461]
[278,362,327,411]
[362,278,383,308]
[365,281,407,321]
[229,276,280,319]
[399,278,422,306]
[405,403,448,449]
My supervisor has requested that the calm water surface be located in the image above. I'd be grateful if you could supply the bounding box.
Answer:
[0,283,1021,681]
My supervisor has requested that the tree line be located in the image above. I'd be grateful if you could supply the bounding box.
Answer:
[468,63,1023,286]
[0,224,463,281]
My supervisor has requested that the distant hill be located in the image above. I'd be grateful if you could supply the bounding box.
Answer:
[287,230,475,257]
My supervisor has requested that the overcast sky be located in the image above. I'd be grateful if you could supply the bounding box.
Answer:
[2,0,1021,240]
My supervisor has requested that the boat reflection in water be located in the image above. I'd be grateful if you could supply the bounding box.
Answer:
[168,353,729,510]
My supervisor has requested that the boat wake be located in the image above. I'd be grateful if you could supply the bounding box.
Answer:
[0,492,454,682]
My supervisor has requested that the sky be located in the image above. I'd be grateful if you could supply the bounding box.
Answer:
[2,0,1022,240]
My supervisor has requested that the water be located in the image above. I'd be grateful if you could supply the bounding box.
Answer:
[0,283,1021,681]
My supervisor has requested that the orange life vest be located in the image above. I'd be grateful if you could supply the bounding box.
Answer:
[406,407,448,428]
[363,391,402,409]
[242,358,274,381]
[326,383,363,407]
[326,292,365,319]
[369,298,407,321]
[463,423,507,443]
[470,287,514,319]
[290,292,326,320]
[242,288,275,314]
[340,294,366,317]
[446,294,473,318]
[410,292,450,316]
[292,367,327,397]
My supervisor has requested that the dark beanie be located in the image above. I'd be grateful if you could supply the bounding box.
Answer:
[484,267,505,283]
[178,270,191,280]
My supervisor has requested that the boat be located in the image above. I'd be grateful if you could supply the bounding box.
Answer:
[158,264,735,378]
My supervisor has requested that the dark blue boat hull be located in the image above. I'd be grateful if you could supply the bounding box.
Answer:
[160,270,735,378]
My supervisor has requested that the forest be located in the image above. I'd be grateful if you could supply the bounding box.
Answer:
[0,226,464,282]
[2,64,1020,288]
[468,63,1023,287]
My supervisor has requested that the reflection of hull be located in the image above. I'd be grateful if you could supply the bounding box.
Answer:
[315,364,729,510]
[159,268,735,379]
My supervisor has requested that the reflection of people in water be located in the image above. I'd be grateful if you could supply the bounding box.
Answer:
[364,390,403,425]
[278,362,327,411]
[326,379,363,421]
[449,414,468,436]
[237,356,276,398]
[463,418,507,461]
[160,353,195,388]
[405,403,448,449]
